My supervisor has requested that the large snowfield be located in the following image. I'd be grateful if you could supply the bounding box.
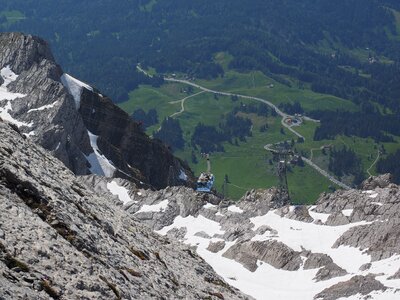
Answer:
[150,199,400,300]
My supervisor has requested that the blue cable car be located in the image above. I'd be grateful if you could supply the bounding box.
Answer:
[196,173,215,192]
[195,154,214,192]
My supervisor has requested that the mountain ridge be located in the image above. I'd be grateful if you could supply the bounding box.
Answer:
[0,32,194,189]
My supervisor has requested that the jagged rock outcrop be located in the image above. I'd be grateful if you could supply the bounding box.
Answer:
[0,32,194,189]
[312,176,400,261]
[207,241,226,253]
[314,275,387,300]
[361,173,392,190]
[0,32,54,74]
[124,186,221,231]
[303,252,347,281]
[0,120,249,300]
[223,240,302,272]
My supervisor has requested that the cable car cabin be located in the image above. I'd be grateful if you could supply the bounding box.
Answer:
[196,173,215,192]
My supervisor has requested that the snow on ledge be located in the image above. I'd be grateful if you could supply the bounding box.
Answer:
[0,66,30,128]
[179,169,188,181]
[204,203,216,209]
[85,130,116,177]
[27,101,59,113]
[250,210,372,273]
[363,190,379,199]
[106,180,134,205]
[1,66,18,87]
[228,205,244,213]
[342,209,353,217]
[61,73,93,110]
[136,199,170,213]
[308,206,330,223]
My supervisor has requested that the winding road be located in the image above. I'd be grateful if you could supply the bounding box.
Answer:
[367,150,381,177]
[164,76,351,190]
[169,91,205,118]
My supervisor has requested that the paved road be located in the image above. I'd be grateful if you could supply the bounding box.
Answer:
[165,78,305,139]
[166,77,351,190]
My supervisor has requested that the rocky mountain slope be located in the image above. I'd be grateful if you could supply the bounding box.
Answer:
[89,175,400,299]
[0,32,193,189]
[0,120,248,300]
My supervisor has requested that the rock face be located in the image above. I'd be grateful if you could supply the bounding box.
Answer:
[223,240,302,272]
[0,32,194,189]
[0,121,249,300]
[361,173,392,190]
[314,275,387,300]
[313,179,400,261]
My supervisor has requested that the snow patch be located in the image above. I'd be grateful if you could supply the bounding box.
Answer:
[1,66,18,86]
[106,181,134,205]
[228,205,244,213]
[365,255,400,289]
[308,206,330,223]
[137,200,169,213]
[363,190,379,198]
[154,205,399,300]
[371,202,383,206]
[23,131,35,137]
[61,73,93,110]
[337,290,400,300]
[85,130,116,177]
[157,215,224,246]
[0,66,30,128]
[27,101,58,113]
[204,203,216,209]
[179,169,188,181]
[342,209,353,217]
[250,210,371,273]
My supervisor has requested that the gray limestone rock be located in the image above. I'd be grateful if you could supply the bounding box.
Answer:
[388,268,400,280]
[314,263,347,282]
[303,253,335,270]
[238,188,277,215]
[314,275,387,300]
[0,32,54,74]
[359,263,372,271]
[223,240,301,272]
[166,227,188,240]
[361,174,392,190]
[325,212,349,226]
[0,32,194,189]
[303,253,347,282]
[195,231,212,239]
[207,241,226,253]
[284,205,314,223]
[126,186,220,230]
[0,121,250,300]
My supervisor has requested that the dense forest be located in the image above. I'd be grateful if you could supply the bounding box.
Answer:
[311,107,400,142]
[132,108,158,128]
[328,147,365,185]
[377,150,400,183]
[1,0,400,110]
[191,111,253,153]
[152,118,185,151]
